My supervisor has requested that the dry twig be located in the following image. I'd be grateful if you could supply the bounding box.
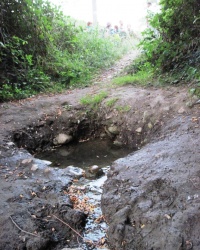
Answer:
[9,215,39,237]
[52,214,84,239]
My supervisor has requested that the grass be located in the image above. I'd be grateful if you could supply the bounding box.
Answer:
[106,97,119,107]
[80,91,108,107]
[115,105,131,112]
[112,70,153,86]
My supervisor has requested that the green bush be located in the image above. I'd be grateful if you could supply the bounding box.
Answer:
[137,0,200,82]
[0,0,132,101]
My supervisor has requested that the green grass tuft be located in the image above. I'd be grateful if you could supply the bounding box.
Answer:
[80,91,108,106]
[115,105,131,112]
[106,97,119,107]
[113,71,153,86]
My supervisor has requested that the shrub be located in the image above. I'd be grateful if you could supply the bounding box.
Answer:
[0,0,133,101]
[138,0,200,81]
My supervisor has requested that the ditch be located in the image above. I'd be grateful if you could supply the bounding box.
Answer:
[36,138,133,249]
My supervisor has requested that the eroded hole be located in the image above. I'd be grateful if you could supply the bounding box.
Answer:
[11,119,137,249]
[36,138,132,173]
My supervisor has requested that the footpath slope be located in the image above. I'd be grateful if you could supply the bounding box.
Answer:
[0,51,199,249]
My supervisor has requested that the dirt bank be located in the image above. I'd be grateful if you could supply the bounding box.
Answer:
[102,113,200,249]
[0,52,199,249]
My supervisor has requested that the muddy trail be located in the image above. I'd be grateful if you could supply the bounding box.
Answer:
[0,50,200,250]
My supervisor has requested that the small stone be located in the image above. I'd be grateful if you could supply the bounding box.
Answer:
[143,111,148,122]
[113,140,123,147]
[164,214,171,220]
[31,164,38,171]
[21,159,33,165]
[163,106,170,111]
[143,139,148,143]
[107,125,119,135]
[148,123,153,129]
[136,127,142,133]
[186,101,193,108]
[64,166,84,178]
[171,80,179,85]
[100,132,107,138]
[53,134,73,145]
[178,107,185,114]
[89,165,101,174]
[44,167,51,174]
[87,165,104,178]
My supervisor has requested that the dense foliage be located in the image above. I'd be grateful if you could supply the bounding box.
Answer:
[137,0,200,84]
[0,0,130,101]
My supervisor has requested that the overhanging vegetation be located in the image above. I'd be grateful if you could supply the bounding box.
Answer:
[0,0,131,101]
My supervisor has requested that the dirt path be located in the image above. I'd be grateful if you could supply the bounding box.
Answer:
[93,50,139,83]
[0,51,200,250]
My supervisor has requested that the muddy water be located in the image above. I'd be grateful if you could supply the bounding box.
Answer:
[75,174,109,249]
[36,139,132,170]
[36,139,132,249]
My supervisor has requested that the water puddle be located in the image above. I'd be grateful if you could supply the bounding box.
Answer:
[37,139,131,170]
[36,139,132,249]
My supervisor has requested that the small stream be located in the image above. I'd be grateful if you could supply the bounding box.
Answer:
[37,139,132,249]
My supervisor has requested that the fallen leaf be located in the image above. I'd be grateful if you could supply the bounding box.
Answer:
[31,191,37,197]
[100,237,106,245]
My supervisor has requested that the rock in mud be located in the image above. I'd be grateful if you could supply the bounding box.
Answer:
[100,132,107,138]
[178,107,185,114]
[135,127,142,133]
[44,167,51,174]
[147,122,153,129]
[53,134,73,145]
[64,166,84,179]
[89,165,101,174]
[107,125,119,135]
[113,140,123,147]
[30,164,38,171]
[86,165,104,179]
[21,158,33,165]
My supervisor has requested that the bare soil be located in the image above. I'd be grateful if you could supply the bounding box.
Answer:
[0,51,199,250]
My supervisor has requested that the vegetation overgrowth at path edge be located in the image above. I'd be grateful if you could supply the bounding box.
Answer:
[113,0,200,96]
[1,0,200,101]
[0,0,133,101]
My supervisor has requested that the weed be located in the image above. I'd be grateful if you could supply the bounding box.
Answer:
[106,97,119,107]
[189,86,200,98]
[80,91,108,107]
[1,0,137,101]
[115,105,131,112]
[112,70,153,86]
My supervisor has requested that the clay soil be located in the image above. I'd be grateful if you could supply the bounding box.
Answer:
[0,51,200,250]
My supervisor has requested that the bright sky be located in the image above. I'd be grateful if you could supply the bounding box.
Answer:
[50,0,149,32]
